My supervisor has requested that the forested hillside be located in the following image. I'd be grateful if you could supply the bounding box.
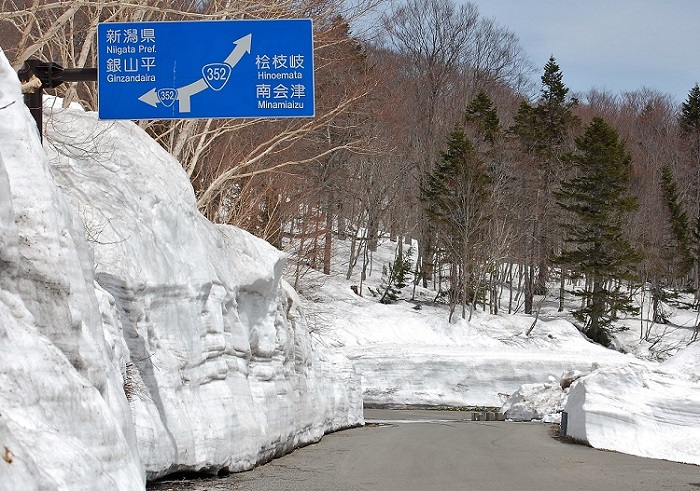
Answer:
[4,0,700,346]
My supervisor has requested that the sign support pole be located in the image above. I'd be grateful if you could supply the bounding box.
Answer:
[18,59,97,142]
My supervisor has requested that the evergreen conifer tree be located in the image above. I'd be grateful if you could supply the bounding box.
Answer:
[421,125,491,320]
[555,117,641,345]
[510,57,579,313]
[465,90,500,145]
[680,84,700,135]
[538,57,578,154]
[679,84,700,304]
[422,126,490,231]
[647,165,692,322]
[512,57,579,161]
[660,165,692,276]
[379,249,413,304]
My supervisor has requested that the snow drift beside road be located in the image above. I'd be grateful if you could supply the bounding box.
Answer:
[43,101,364,478]
[306,268,634,407]
[304,244,700,466]
[0,46,361,489]
[0,48,144,489]
[564,344,700,465]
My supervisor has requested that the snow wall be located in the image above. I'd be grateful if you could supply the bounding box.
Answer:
[312,291,635,408]
[0,48,362,489]
[564,346,700,465]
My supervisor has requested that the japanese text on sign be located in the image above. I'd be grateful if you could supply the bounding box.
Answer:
[104,27,158,83]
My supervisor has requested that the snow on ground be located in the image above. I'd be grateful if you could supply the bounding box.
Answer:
[301,242,635,408]
[297,237,700,466]
[0,47,361,489]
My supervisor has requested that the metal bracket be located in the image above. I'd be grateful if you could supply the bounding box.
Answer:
[17,59,97,141]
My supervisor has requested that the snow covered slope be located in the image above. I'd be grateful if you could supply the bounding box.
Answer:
[306,269,634,407]
[306,244,700,466]
[0,47,361,488]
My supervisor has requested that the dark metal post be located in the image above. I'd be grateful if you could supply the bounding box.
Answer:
[17,59,98,142]
[18,62,45,142]
[560,411,568,437]
[23,88,44,142]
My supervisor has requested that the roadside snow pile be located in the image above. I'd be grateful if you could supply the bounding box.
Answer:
[43,100,364,479]
[306,267,634,407]
[0,47,361,489]
[500,369,589,423]
[501,381,564,422]
[564,343,700,465]
[0,49,144,489]
[501,346,700,466]
[501,343,700,465]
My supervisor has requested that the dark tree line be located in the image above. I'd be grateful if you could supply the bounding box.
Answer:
[342,2,700,347]
[5,0,700,346]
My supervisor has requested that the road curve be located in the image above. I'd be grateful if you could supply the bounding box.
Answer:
[149,409,700,491]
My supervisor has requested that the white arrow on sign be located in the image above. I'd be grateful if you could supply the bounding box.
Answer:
[138,88,161,107]
[138,33,252,113]
[224,33,252,68]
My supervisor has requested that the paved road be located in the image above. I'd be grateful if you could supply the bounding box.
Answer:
[150,409,700,491]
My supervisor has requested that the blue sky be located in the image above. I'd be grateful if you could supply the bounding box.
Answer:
[468,0,700,103]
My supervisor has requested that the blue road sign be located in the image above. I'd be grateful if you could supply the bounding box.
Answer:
[97,19,314,120]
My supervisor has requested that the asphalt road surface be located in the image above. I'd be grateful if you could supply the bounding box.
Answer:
[150,409,700,491]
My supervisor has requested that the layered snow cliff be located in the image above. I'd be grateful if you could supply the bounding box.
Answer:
[564,344,700,465]
[0,47,361,489]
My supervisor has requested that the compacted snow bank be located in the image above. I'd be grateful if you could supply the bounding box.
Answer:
[304,243,700,466]
[0,50,144,489]
[497,344,700,466]
[307,273,634,407]
[0,48,361,489]
[43,102,363,479]
[564,344,700,465]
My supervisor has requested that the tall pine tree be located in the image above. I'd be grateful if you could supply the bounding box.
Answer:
[679,84,700,304]
[660,165,692,278]
[465,90,500,145]
[646,165,694,323]
[510,57,579,313]
[680,84,700,135]
[421,125,491,320]
[555,117,641,346]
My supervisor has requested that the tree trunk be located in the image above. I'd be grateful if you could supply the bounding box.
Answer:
[507,263,514,314]
[419,219,434,289]
[535,258,548,295]
[323,207,332,275]
[346,234,359,280]
[558,269,566,312]
[524,262,534,315]
[587,278,606,345]
[367,215,379,252]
